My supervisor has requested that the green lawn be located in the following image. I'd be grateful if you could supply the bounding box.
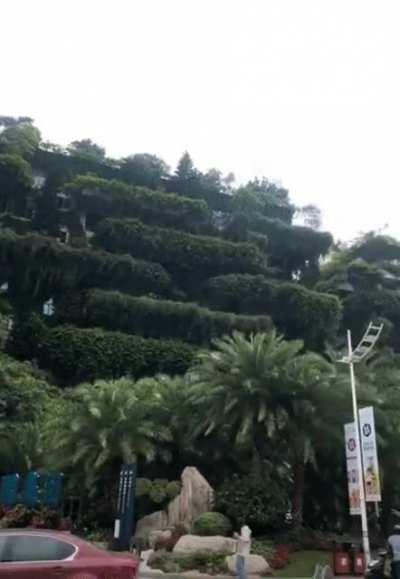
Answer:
[274,550,331,578]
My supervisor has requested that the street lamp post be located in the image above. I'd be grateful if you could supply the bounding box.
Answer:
[339,322,383,564]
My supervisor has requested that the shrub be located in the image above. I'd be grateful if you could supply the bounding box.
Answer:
[57,289,272,345]
[0,213,32,234]
[0,229,171,303]
[149,479,169,504]
[148,550,228,575]
[239,214,333,273]
[252,538,275,561]
[0,505,60,529]
[94,218,267,288]
[65,174,212,232]
[8,318,194,385]
[0,505,32,529]
[192,512,232,537]
[136,478,180,502]
[216,474,289,534]
[166,481,181,499]
[135,478,153,498]
[0,351,53,423]
[203,274,341,349]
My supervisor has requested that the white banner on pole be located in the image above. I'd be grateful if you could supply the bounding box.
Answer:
[359,406,381,503]
[344,422,361,515]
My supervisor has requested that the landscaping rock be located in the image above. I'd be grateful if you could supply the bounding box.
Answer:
[168,467,214,530]
[174,534,236,554]
[140,549,165,574]
[135,510,168,545]
[226,554,271,575]
[149,529,172,549]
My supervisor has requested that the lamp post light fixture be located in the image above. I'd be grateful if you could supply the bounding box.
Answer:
[339,322,383,564]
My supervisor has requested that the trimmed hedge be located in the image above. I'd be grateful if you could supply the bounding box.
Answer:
[202,274,342,349]
[192,512,232,537]
[0,213,32,235]
[226,213,332,274]
[255,217,332,270]
[0,229,171,302]
[56,289,273,345]
[65,174,211,232]
[94,218,267,286]
[8,317,194,385]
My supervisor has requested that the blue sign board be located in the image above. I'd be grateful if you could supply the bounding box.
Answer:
[0,474,19,506]
[22,471,40,507]
[114,464,137,551]
[0,471,63,509]
[42,473,64,508]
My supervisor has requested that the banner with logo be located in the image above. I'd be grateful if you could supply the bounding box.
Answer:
[359,406,381,502]
[344,422,361,515]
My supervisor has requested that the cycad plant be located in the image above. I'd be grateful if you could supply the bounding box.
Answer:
[45,377,171,492]
[190,330,338,523]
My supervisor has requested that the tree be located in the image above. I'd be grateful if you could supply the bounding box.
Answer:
[0,422,43,474]
[0,353,55,475]
[236,178,295,223]
[0,122,41,159]
[0,153,33,215]
[175,151,196,181]
[45,378,172,491]
[121,153,169,188]
[0,116,33,128]
[67,139,106,160]
[189,330,338,523]
[0,353,53,424]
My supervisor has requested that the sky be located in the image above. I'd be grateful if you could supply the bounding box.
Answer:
[1,0,400,241]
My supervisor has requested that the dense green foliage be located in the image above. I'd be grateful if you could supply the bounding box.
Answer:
[217,474,289,532]
[149,550,228,575]
[94,218,267,287]
[0,229,171,303]
[0,353,53,423]
[203,274,341,348]
[0,353,54,474]
[0,154,33,215]
[8,317,194,384]
[0,120,41,159]
[65,174,211,232]
[44,378,172,490]
[192,512,233,536]
[56,289,272,345]
[3,118,400,539]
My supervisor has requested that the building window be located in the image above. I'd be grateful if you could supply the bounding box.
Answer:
[43,298,55,317]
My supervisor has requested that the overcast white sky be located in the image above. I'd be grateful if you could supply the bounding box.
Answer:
[2,0,399,241]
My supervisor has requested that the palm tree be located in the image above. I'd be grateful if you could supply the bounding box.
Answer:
[45,377,172,492]
[0,422,43,474]
[190,330,338,523]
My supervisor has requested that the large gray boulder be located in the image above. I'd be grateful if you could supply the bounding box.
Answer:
[226,554,271,575]
[135,510,168,546]
[168,467,214,530]
[174,534,237,554]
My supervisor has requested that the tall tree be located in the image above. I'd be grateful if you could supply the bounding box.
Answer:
[0,121,41,159]
[189,330,338,522]
[121,153,169,188]
[67,138,106,161]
